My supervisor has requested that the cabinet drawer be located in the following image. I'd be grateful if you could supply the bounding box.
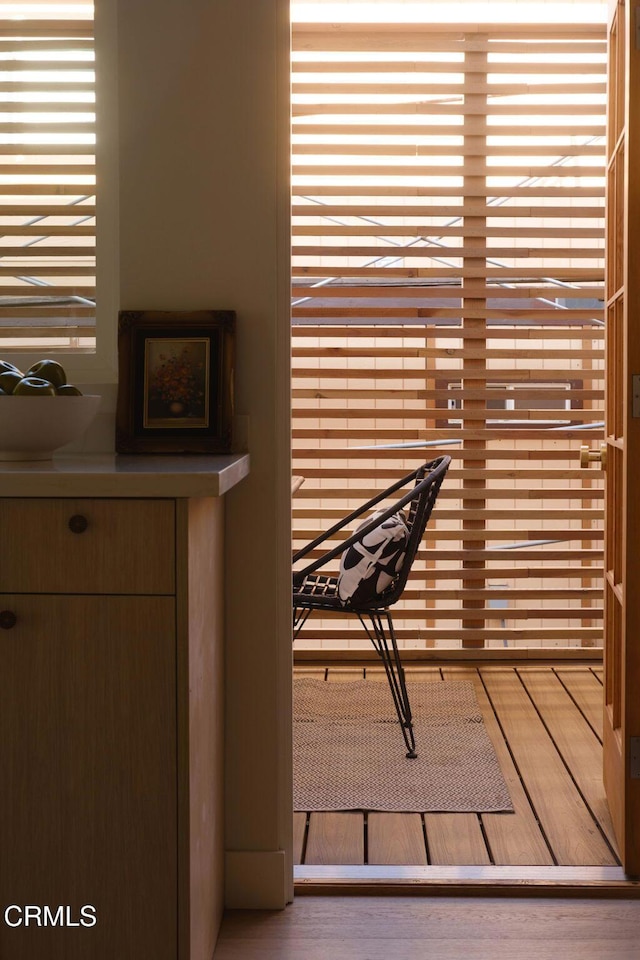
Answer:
[0,499,175,595]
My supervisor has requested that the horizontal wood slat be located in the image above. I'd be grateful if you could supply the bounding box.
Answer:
[294,628,602,642]
[0,18,92,33]
[291,19,606,654]
[292,307,602,322]
[292,61,606,76]
[293,83,608,98]
[296,608,604,621]
[293,528,603,542]
[291,286,604,300]
[294,507,603,521]
[294,486,604,499]
[294,164,605,179]
[0,324,93,338]
[292,449,603,462]
[292,346,603,359]
[291,327,604,340]
[292,366,604,380]
[292,199,605,212]
[0,103,94,114]
[292,21,604,36]
[293,410,603,422]
[292,430,605,442]
[292,103,605,118]
[293,145,605,160]
[0,12,96,349]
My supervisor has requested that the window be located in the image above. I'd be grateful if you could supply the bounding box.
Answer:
[0,2,95,354]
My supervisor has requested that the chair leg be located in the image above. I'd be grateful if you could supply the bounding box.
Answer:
[359,610,417,759]
[293,606,312,640]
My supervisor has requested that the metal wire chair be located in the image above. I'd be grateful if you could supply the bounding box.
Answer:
[293,456,451,758]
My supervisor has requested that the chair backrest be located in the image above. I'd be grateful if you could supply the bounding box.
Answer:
[365,455,450,609]
[292,456,451,603]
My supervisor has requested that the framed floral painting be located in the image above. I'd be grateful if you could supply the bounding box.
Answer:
[116,310,235,453]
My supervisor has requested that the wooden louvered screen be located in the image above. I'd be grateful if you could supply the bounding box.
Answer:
[0,7,95,348]
[291,21,606,652]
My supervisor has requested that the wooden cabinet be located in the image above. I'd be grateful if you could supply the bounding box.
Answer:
[0,499,175,594]
[0,493,226,960]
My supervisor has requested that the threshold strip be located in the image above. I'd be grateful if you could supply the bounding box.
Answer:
[295,864,640,894]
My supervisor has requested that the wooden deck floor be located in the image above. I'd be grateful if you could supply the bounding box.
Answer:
[293,663,618,870]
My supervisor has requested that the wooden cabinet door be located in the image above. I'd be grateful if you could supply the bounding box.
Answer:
[604,0,640,875]
[0,595,177,960]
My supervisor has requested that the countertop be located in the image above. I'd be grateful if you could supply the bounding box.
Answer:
[0,452,250,498]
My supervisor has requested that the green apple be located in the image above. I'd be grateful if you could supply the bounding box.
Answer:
[56,383,83,396]
[25,358,67,389]
[0,360,22,377]
[13,376,57,396]
[0,370,23,394]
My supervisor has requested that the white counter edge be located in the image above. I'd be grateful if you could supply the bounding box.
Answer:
[0,452,250,498]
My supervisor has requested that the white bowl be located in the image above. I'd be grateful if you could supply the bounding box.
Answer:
[0,394,101,460]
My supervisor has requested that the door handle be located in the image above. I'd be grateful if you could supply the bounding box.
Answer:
[580,443,607,469]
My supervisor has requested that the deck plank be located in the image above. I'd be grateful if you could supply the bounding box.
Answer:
[366,666,442,682]
[294,667,327,680]
[405,666,443,682]
[518,669,618,856]
[423,813,491,865]
[327,667,365,681]
[554,667,603,739]
[367,813,427,865]
[299,669,365,864]
[481,668,616,866]
[442,666,553,866]
[293,812,307,866]
[305,813,365,865]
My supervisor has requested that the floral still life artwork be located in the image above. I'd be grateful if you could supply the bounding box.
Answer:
[144,339,210,428]
[115,309,235,454]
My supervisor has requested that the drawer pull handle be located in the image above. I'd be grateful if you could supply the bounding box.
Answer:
[0,610,17,630]
[68,514,89,534]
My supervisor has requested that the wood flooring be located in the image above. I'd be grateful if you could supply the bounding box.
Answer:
[293,664,618,870]
[213,895,640,960]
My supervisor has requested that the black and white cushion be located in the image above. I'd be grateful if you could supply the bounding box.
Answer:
[337,509,409,607]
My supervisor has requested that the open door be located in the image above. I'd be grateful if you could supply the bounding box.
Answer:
[601,0,640,876]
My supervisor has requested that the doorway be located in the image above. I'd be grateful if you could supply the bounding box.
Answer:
[290,0,620,888]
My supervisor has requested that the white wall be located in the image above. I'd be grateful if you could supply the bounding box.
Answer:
[112,0,292,909]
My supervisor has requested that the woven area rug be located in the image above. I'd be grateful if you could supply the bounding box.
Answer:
[294,678,513,813]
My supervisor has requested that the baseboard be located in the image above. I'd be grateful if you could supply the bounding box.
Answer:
[225,849,288,909]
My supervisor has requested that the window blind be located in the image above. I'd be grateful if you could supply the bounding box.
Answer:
[0,5,95,349]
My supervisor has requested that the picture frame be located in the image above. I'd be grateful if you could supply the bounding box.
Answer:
[115,309,235,454]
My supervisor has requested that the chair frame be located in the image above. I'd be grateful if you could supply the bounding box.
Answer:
[293,456,451,759]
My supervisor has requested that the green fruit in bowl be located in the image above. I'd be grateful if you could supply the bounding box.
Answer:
[25,358,67,389]
[13,376,57,396]
[56,384,83,396]
[0,370,23,394]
